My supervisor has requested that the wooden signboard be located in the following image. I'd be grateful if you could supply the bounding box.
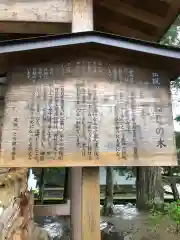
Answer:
[0,57,177,167]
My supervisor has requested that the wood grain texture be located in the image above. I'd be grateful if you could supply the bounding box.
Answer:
[100,0,163,27]
[0,21,71,34]
[0,168,31,240]
[94,0,180,41]
[0,0,178,41]
[81,167,100,240]
[71,167,82,240]
[34,201,70,216]
[0,58,177,167]
[70,168,100,240]
[72,0,93,32]
[0,0,72,22]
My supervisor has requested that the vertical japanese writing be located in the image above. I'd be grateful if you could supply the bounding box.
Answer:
[125,101,131,132]
[121,133,127,159]
[92,84,99,159]
[40,87,47,161]
[37,68,43,80]
[107,64,113,80]
[49,68,54,77]
[32,68,37,84]
[121,69,133,159]
[152,72,160,88]
[93,61,97,73]
[129,69,138,159]
[97,61,103,74]
[34,129,40,162]
[66,62,71,74]
[34,89,41,162]
[121,84,127,159]
[152,72,167,149]
[28,91,35,161]
[44,68,49,79]
[115,94,121,159]
[76,84,81,148]
[81,85,86,157]
[59,86,64,160]
[27,68,31,80]
[129,69,135,85]
[11,117,19,160]
[75,61,81,76]
[47,85,53,150]
[54,88,59,159]
[131,91,138,160]
[87,89,92,160]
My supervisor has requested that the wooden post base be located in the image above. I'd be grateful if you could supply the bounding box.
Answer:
[71,167,100,240]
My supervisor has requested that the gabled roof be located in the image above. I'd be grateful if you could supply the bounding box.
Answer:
[0,31,179,57]
[1,31,180,79]
[94,0,180,41]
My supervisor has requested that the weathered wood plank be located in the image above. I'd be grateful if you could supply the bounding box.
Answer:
[0,60,177,167]
[34,201,70,216]
[81,167,100,240]
[72,0,93,32]
[100,0,163,27]
[0,21,71,34]
[0,0,72,22]
[71,168,82,240]
[70,168,100,240]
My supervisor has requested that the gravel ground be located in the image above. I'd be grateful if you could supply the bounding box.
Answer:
[34,204,180,240]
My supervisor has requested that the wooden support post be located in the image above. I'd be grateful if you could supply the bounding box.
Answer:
[72,0,93,32]
[81,167,100,240]
[71,168,100,240]
[71,1,100,240]
[71,168,82,240]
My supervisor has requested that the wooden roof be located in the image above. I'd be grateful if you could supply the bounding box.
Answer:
[0,0,179,42]
[1,31,180,79]
[94,0,180,41]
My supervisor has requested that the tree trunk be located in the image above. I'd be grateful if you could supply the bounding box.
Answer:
[168,167,179,200]
[63,167,70,202]
[136,167,164,211]
[38,168,45,205]
[102,167,114,216]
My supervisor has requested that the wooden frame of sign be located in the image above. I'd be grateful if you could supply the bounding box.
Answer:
[0,34,179,167]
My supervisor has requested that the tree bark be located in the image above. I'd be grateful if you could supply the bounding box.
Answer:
[168,167,179,200]
[63,167,70,202]
[102,167,114,216]
[38,168,45,205]
[136,167,164,211]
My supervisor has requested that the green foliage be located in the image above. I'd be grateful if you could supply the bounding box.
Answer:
[32,167,66,187]
[175,116,180,123]
[149,210,164,228]
[149,200,180,233]
[175,132,180,151]
[161,16,180,47]
[161,15,180,90]
[165,200,180,225]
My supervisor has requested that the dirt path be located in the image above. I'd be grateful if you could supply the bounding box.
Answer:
[34,204,180,240]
